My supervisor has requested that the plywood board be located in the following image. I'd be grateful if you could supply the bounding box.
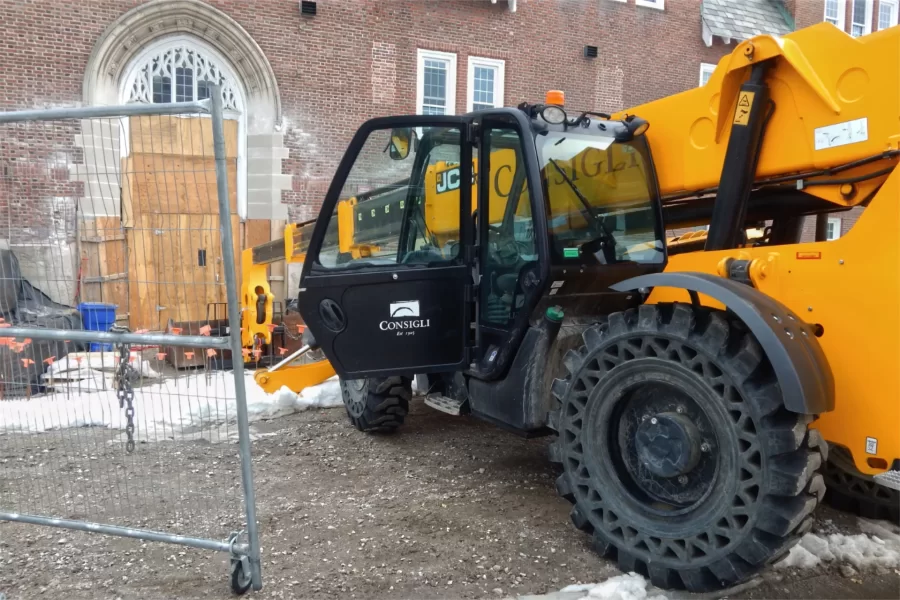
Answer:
[126,215,158,331]
[123,153,237,216]
[127,115,238,158]
[81,281,128,318]
[245,219,272,250]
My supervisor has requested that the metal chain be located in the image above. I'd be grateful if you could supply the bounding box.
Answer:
[111,325,136,453]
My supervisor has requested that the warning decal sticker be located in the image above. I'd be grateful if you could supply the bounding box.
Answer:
[733,91,755,126]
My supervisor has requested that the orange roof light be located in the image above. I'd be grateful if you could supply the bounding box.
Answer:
[545,90,565,106]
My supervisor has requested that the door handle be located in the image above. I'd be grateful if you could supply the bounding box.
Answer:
[319,299,346,333]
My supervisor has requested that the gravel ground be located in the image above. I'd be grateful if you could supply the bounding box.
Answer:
[1,397,898,600]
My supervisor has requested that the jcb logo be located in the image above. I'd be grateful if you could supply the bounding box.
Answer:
[436,167,462,194]
[435,166,476,194]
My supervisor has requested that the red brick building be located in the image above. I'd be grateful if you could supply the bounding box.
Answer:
[0,0,887,307]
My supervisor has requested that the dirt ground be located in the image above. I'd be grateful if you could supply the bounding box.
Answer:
[0,397,898,600]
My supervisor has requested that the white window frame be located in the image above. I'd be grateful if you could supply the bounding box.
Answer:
[416,49,457,116]
[826,217,843,240]
[878,0,899,29]
[850,0,874,36]
[635,0,664,9]
[824,0,847,30]
[466,56,506,112]
[699,63,716,87]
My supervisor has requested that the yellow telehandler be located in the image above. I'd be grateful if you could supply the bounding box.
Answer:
[241,21,899,592]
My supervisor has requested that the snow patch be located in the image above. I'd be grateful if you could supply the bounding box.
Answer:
[0,372,343,439]
[777,518,900,571]
[561,573,668,600]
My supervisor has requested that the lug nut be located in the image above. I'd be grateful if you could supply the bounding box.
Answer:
[642,414,650,422]
[701,442,710,453]
[676,406,685,414]
[678,475,688,485]
[650,417,658,425]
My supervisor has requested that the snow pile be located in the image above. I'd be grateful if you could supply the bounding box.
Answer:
[42,352,162,391]
[777,518,900,571]
[561,573,668,600]
[0,372,342,438]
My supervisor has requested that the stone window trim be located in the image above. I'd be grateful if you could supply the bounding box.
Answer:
[80,0,291,221]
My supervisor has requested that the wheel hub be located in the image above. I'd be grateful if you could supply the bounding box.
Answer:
[343,379,368,418]
[635,412,702,478]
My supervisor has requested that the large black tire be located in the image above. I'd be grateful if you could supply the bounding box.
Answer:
[548,303,827,593]
[823,444,900,524]
[340,376,411,433]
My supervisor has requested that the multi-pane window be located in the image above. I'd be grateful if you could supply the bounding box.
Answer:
[879,0,899,29]
[472,67,495,110]
[129,44,239,110]
[825,0,846,29]
[417,50,457,116]
[467,57,505,112]
[422,59,448,115]
[826,217,842,240]
[850,0,872,36]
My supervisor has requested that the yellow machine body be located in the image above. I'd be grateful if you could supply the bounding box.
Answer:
[241,22,899,476]
[613,22,900,476]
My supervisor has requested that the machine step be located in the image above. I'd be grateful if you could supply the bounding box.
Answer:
[424,394,465,416]
[873,469,900,491]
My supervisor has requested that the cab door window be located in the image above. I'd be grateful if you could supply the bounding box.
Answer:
[479,126,538,329]
[315,125,464,269]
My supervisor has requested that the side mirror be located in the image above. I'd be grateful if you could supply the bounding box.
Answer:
[389,128,414,160]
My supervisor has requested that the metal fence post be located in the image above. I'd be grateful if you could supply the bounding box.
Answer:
[210,85,263,591]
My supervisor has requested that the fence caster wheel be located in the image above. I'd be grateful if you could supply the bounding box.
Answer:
[230,556,252,595]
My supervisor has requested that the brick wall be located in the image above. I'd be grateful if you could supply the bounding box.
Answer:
[0,0,732,225]
[2,0,874,245]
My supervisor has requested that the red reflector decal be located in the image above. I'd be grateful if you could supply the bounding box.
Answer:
[796,251,822,260]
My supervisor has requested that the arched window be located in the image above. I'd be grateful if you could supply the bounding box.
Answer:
[120,37,247,216]
[124,42,241,112]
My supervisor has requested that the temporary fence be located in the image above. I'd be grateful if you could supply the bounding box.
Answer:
[0,88,262,594]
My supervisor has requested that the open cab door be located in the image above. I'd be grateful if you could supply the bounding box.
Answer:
[297,116,474,379]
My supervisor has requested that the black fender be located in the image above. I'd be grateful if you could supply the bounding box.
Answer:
[611,272,835,415]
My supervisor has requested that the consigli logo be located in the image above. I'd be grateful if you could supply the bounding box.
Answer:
[380,300,430,331]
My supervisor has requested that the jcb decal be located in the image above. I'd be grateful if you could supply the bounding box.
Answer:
[435,166,476,194]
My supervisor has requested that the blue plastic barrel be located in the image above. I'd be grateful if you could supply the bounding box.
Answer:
[77,302,118,352]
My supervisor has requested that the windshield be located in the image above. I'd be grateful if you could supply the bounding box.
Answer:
[536,131,664,264]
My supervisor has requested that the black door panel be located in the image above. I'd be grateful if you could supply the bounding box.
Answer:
[296,116,473,379]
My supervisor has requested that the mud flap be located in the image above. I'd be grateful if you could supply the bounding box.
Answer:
[611,271,834,415]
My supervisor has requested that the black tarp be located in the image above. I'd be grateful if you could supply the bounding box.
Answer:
[0,249,84,397]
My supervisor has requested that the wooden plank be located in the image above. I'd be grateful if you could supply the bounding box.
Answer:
[126,214,158,331]
[79,217,125,241]
[81,281,128,317]
[153,213,226,325]
[245,219,272,249]
[121,156,135,229]
[127,115,238,158]
[270,219,287,302]
[125,153,237,216]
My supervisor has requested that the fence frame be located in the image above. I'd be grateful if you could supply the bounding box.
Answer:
[0,89,263,593]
